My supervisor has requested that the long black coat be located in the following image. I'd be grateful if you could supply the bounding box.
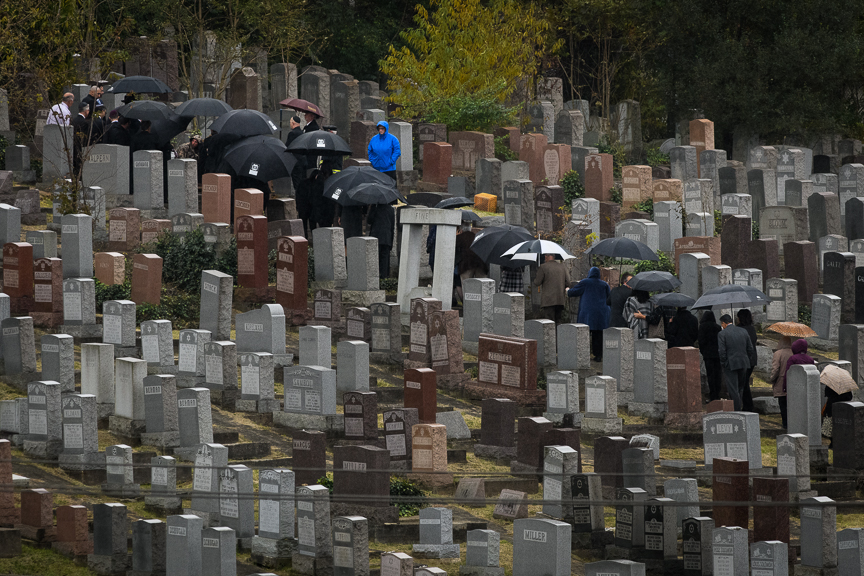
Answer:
[366,203,395,247]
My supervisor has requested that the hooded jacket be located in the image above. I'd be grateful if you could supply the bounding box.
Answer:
[566,267,611,331]
[367,121,401,172]
[770,337,794,397]
[783,339,816,395]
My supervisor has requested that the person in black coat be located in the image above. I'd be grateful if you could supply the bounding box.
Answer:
[607,273,633,328]
[102,115,132,146]
[698,310,723,401]
[367,202,395,276]
[130,120,161,153]
[736,308,758,412]
[666,307,699,348]
[284,115,305,193]
[71,102,92,177]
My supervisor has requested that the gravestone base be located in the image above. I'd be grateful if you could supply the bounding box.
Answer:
[543,412,583,427]
[404,359,432,370]
[108,415,146,439]
[459,566,505,576]
[234,286,277,304]
[14,171,37,184]
[341,290,386,307]
[172,447,200,461]
[810,446,829,473]
[139,431,180,449]
[209,388,238,412]
[330,503,399,525]
[310,280,345,291]
[21,212,47,226]
[811,480,856,499]
[581,417,623,434]
[273,353,294,368]
[412,544,461,559]
[146,365,178,375]
[370,351,405,365]
[235,399,281,414]
[9,296,35,315]
[572,529,615,549]
[291,552,333,576]
[604,545,681,567]
[663,412,703,429]
[791,489,819,502]
[0,371,42,391]
[58,451,105,472]
[251,535,296,568]
[793,567,839,576]
[463,380,547,406]
[61,324,103,339]
[113,346,138,358]
[273,411,344,433]
[473,444,517,460]
[752,397,780,414]
[809,337,839,351]
[16,523,55,543]
[87,552,130,575]
[96,403,114,420]
[23,438,63,460]
[627,402,668,420]
[105,193,133,208]
[176,375,205,389]
[100,483,141,498]
[697,465,772,488]
[390,460,411,471]
[509,461,540,476]
[415,181,448,193]
[144,494,182,514]
[437,373,468,392]
[408,472,455,488]
[617,391,634,406]
[52,539,93,559]
[31,312,63,329]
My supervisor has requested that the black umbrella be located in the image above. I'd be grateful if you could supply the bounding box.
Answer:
[117,100,171,121]
[287,130,351,156]
[691,284,770,310]
[435,197,474,209]
[460,210,481,223]
[628,270,681,292]
[585,237,658,261]
[151,113,193,147]
[220,136,297,183]
[332,182,406,207]
[175,98,233,117]
[470,224,534,267]
[106,75,172,94]
[323,166,395,199]
[653,292,696,308]
[210,109,278,137]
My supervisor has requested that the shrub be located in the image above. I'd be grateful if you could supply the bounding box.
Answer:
[151,229,218,292]
[634,250,676,274]
[494,135,517,162]
[632,198,654,217]
[560,170,584,206]
[645,146,669,167]
[317,474,426,517]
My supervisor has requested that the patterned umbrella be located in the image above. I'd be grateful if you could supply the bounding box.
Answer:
[765,322,818,338]
[820,364,858,395]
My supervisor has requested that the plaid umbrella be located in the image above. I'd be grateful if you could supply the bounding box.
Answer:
[766,322,818,338]
[820,364,858,395]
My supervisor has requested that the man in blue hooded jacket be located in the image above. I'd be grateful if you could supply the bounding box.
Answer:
[367,121,401,180]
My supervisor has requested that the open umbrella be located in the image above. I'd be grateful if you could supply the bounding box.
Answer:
[470,224,534,267]
[820,364,858,395]
[628,271,681,292]
[220,136,297,183]
[504,239,575,262]
[280,98,324,117]
[117,100,172,121]
[653,292,696,308]
[586,237,658,261]
[175,98,233,117]
[332,182,406,206]
[150,113,193,147]
[210,109,278,137]
[691,284,770,310]
[460,210,481,223]
[435,197,474,209]
[287,130,351,156]
[106,75,172,94]
[323,166,395,199]
[766,322,818,338]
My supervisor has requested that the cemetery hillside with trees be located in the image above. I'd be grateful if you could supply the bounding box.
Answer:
[0,0,862,575]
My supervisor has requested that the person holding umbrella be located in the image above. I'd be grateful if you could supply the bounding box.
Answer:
[607,273,633,328]
[666,306,699,348]
[454,224,487,304]
[566,267,611,362]
[367,202,396,277]
[718,313,756,411]
[699,311,723,402]
[367,121,401,181]
[533,254,570,323]
[769,336,794,428]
